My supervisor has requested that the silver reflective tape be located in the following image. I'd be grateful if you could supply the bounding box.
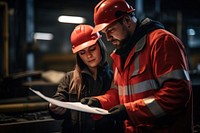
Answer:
[143,96,165,117]
[158,69,190,86]
[118,79,159,95]
[131,54,140,77]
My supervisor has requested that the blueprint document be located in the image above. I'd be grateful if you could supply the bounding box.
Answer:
[29,88,110,115]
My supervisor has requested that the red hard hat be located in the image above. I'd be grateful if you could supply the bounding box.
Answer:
[71,25,101,53]
[93,0,135,34]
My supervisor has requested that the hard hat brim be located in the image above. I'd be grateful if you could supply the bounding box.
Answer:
[72,37,100,53]
[92,13,129,34]
[93,7,135,34]
[92,23,109,34]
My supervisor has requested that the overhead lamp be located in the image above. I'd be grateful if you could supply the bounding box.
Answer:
[58,15,86,24]
[34,32,54,40]
[187,28,196,36]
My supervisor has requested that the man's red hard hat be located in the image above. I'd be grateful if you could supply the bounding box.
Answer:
[93,0,135,34]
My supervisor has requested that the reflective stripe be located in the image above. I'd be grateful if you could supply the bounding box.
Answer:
[131,35,146,76]
[157,69,190,86]
[135,35,146,53]
[131,54,140,76]
[118,79,159,95]
[120,70,190,95]
[143,96,165,117]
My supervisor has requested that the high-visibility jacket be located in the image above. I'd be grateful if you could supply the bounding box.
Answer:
[96,21,193,133]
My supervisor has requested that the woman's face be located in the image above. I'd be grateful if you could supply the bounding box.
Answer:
[78,43,102,69]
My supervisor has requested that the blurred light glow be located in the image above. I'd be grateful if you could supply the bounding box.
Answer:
[34,32,54,40]
[187,28,196,36]
[58,15,86,24]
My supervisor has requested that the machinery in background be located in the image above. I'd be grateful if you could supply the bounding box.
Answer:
[0,71,63,133]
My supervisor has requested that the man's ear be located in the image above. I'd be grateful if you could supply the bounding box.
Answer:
[124,15,131,22]
[123,15,131,27]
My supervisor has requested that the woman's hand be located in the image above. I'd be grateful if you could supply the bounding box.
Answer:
[49,103,67,115]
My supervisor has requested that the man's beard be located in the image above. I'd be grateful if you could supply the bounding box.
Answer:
[115,42,121,49]
[116,34,131,50]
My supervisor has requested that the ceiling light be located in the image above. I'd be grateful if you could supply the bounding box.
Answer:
[34,32,54,40]
[187,28,196,36]
[58,15,86,24]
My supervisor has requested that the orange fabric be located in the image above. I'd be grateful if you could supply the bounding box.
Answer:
[95,88,119,110]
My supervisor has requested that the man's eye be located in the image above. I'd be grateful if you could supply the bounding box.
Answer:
[106,29,112,35]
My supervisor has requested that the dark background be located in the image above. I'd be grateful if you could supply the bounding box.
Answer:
[1,0,200,74]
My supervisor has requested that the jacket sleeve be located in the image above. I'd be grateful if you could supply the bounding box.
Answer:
[48,72,72,120]
[94,81,119,110]
[126,32,192,126]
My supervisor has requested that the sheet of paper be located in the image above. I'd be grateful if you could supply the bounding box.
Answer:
[29,88,110,115]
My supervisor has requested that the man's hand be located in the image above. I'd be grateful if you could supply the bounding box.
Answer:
[108,105,128,121]
[49,103,67,115]
[80,97,101,108]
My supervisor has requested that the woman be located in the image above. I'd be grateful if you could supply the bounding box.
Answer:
[48,25,122,133]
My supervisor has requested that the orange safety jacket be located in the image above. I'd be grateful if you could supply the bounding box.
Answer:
[95,23,193,133]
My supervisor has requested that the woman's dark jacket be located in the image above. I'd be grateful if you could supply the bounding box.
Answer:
[49,63,123,133]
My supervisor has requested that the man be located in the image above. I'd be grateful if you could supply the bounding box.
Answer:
[81,0,193,132]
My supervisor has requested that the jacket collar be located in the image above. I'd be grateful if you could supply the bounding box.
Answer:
[111,17,164,72]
